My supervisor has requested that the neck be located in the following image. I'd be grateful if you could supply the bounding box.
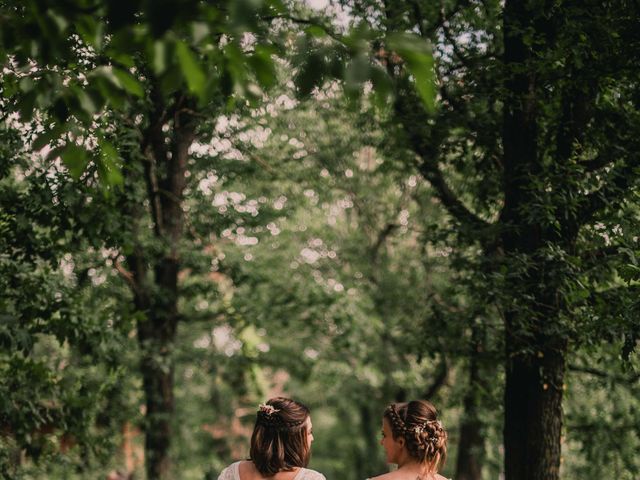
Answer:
[397,459,434,479]
[397,458,421,470]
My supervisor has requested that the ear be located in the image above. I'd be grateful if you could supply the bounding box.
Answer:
[398,437,405,447]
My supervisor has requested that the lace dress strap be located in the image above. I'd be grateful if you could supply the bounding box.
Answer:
[295,468,326,480]
[218,463,325,480]
[217,461,240,480]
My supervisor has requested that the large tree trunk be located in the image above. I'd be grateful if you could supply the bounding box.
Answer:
[501,1,565,479]
[503,328,566,480]
[138,311,176,480]
[126,95,196,480]
[128,250,178,480]
[137,258,179,480]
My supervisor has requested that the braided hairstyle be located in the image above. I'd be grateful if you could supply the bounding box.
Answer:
[250,397,311,476]
[384,400,447,474]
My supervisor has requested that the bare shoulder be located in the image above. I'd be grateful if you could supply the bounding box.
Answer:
[237,460,256,476]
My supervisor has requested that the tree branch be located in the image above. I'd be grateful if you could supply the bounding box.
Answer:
[114,256,138,294]
[161,96,197,247]
[424,357,450,398]
[568,364,640,384]
[418,159,492,233]
[140,81,171,237]
[391,74,493,236]
[371,222,399,264]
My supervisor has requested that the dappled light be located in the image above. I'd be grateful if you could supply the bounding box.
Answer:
[1,1,639,480]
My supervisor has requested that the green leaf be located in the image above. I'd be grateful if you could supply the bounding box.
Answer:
[90,66,121,87]
[344,53,370,96]
[32,124,67,151]
[153,40,167,75]
[305,25,327,38]
[19,77,34,93]
[386,33,435,112]
[224,42,248,87]
[112,68,145,97]
[76,88,98,115]
[85,64,142,107]
[1,73,18,98]
[75,15,103,50]
[370,65,393,110]
[191,22,210,44]
[47,10,69,32]
[18,90,38,121]
[97,139,123,186]
[230,0,264,28]
[89,68,126,109]
[61,144,89,179]
[176,40,206,97]
[248,47,277,89]
[264,0,287,14]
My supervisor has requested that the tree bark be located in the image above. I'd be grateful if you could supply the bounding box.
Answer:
[127,96,196,480]
[358,404,387,479]
[127,245,176,480]
[501,2,565,479]
[455,324,484,480]
[386,0,635,478]
[503,328,566,480]
[137,289,177,480]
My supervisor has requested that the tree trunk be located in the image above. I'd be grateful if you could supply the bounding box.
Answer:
[503,327,566,480]
[138,314,176,480]
[126,96,196,480]
[501,1,565,479]
[127,249,177,480]
[455,324,484,480]
[359,404,386,479]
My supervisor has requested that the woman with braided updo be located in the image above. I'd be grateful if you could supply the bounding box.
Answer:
[369,400,449,480]
[217,397,326,480]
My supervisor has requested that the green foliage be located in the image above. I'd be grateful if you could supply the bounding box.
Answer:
[0,124,138,477]
[2,1,639,479]
[386,33,435,112]
[564,344,640,479]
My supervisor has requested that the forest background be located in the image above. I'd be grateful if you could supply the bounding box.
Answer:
[1,0,639,479]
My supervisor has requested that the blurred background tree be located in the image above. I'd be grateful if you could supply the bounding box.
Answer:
[1,1,639,480]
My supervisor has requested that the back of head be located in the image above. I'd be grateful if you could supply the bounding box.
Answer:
[250,397,311,476]
[384,400,447,473]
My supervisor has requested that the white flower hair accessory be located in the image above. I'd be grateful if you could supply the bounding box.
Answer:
[412,420,443,435]
[258,403,280,416]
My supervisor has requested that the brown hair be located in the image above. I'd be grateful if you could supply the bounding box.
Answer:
[250,397,311,476]
[384,400,447,474]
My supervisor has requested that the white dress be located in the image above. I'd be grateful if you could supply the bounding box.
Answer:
[218,461,326,480]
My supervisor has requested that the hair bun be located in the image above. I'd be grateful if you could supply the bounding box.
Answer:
[384,400,448,472]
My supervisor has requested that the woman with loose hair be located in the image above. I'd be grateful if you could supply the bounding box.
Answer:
[217,397,325,480]
[368,400,449,480]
